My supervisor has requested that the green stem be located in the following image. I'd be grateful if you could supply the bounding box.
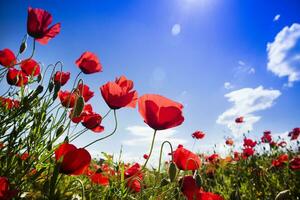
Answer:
[102,109,112,120]
[158,140,174,174]
[142,130,157,169]
[74,177,85,200]
[83,110,118,149]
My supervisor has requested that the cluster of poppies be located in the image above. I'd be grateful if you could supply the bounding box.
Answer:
[0,50,41,87]
[1,6,300,200]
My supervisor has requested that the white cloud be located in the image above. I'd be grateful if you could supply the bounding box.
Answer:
[238,60,245,66]
[235,60,256,75]
[267,23,300,87]
[171,24,181,36]
[224,82,234,90]
[273,14,281,22]
[122,125,188,166]
[217,86,281,137]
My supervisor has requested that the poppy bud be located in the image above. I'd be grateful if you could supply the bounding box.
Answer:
[19,40,27,54]
[168,162,177,182]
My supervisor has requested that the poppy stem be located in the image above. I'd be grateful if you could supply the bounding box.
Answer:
[102,109,112,120]
[83,109,118,149]
[74,177,85,200]
[142,130,157,169]
[158,140,174,174]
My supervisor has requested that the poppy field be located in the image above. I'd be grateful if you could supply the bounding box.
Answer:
[1,7,300,200]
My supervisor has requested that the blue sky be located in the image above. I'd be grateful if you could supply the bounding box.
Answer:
[1,0,300,164]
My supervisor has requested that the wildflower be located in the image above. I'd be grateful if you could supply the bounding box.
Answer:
[81,112,104,133]
[225,138,234,146]
[90,173,109,186]
[55,143,91,175]
[20,59,40,77]
[173,145,201,170]
[0,48,16,68]
[261,131,272,143]
[289,157,300,171]
[192,131,205,140]
[76,52,102,74]
[100,76,138,109]
[242,147,254,158]
[124,163,143,193]
[138,94,184,130]
[235,116,244,123]
[243,138,257,148]
[0,177,18,200]
[54,71,70,86]
[27,7,61,44]
[58,90,77,108]
[6,68,28,87]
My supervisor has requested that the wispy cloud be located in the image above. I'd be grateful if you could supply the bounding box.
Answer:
[273,14,281,22]
[121,125,188,166]
[217,86,281,137]
[224,82,234,90]
[171,24,181,36]
[267,23,300,87]
[235,60,255,76]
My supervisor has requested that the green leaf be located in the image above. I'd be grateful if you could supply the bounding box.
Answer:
[169,162,177,182]
[72,96,84,117]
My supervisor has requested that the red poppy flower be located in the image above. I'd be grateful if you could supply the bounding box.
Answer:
[70,104,93,123]
[20,59,40,77]
[179,176,198,200]
[233,151,240,161]
[196,191,224,200]
[90,173,109,186]
[54,71,70,86]
[206,154,219,164]
[76,83,94,102]
[289,157,300,171]
[55,143,91,175]
[124,163,143,193]
[143,154,149,159]
[0,48,16,68]
[82,112,104,133]
[192,131,205,140]
[173,145,201,170]
[100,76,138,109]
[27,7,61,44]
[272,154,288,168]
[243,138,257,148]
[225,138,234,146]
[242,147,254,159]
[76,52,102,74]
[261,131,272,143]
[235,116,244,123]
[58,90,77,108]
[289,128,300,140]
[0,97,20,110]
[6,68,28,87]
[20,152,29,161]
[278,141,287,147]
[138,94,184,130]
[0,177,18,200]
